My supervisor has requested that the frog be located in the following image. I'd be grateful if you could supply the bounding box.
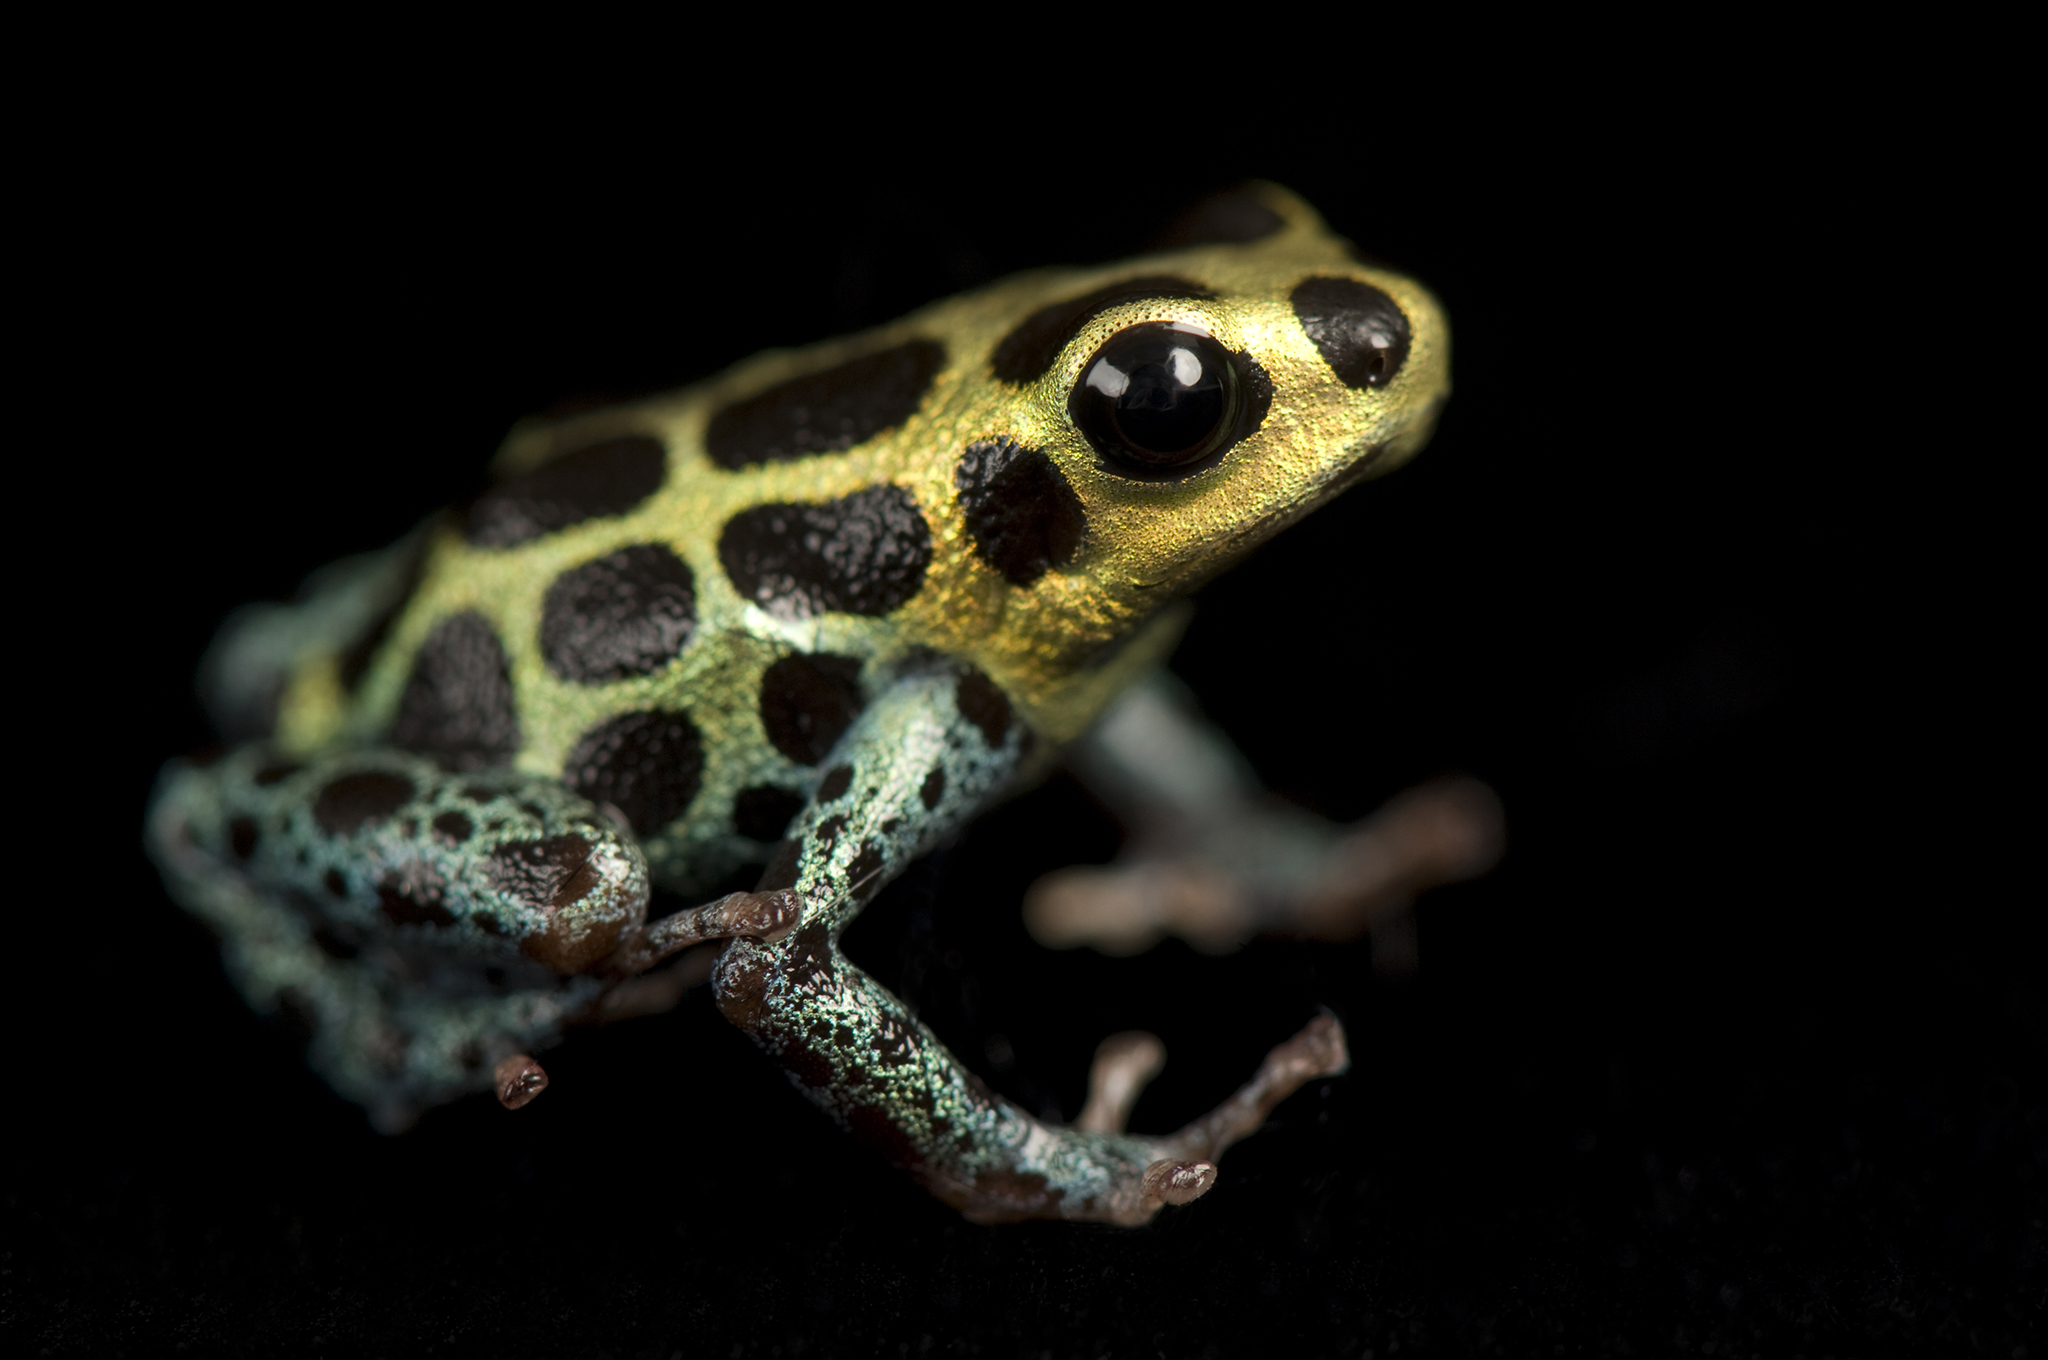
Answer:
[147,182,1461,1227]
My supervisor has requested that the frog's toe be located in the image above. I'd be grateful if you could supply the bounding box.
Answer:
[494,1053,549,1109]
[1076,1031,1167,1134]
[1158,1012,1351,1167]
[1141,1158,1218,1207]
[605,888,804,975]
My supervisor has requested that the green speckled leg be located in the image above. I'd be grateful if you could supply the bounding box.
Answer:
[712,666,1351,1225]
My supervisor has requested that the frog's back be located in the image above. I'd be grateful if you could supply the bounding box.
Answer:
[251,183,1449,897]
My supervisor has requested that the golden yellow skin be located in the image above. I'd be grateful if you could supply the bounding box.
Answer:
[272,182,1448,896]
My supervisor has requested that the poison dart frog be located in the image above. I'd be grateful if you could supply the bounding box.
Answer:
[149,182,1480,1226]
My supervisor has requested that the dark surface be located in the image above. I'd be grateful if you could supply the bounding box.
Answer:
[12,101,2037,1360]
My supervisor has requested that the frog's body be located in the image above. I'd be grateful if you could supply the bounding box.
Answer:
[150,184,1455,1225]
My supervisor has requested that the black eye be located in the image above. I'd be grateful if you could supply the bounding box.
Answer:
[1068,323,1242,473]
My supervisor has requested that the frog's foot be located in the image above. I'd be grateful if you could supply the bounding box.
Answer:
[719,914,1349,1225]
[1026,776,1504,970]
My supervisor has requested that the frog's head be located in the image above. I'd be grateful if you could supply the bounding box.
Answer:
[940,182,1450,695]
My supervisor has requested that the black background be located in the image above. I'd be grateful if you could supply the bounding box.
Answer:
[9,70,2037,1359]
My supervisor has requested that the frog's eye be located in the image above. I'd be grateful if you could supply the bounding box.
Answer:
[1068,323,1244,474]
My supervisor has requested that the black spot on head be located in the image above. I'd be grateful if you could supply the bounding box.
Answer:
[484,834,600,913]
[313,772,416,836]
[252,762,301,787]
[817,764,855,803]
[562,710,704,837]
[954,670,1013,747]
[227,816,259,861]
[1291,277,1411,389]
[733,786,805,842]
[954,438,1087,587]
[706,340,947,470]
[990,276,1215,385]
[464,434,668,548]
[718,486,931,621]
[919,766,945,811]
[323,867,348,898]
[756,838,802,892]
[540,543,697,685]
[759,654,865,765]
[847,838,887,899]
[1151,185,1288,250]
[432,811,474,844]
[390,612,522,771]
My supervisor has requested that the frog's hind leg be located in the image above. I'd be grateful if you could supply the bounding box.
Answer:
[710,665,1350,1225]
[1025,673,1505,973]
[146,743,650,1130]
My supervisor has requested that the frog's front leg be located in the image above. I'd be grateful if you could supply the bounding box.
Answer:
[711,666,1349,1225]
[1026,673,1505,970]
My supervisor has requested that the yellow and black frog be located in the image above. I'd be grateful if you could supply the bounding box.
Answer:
[148,183,1494,1225]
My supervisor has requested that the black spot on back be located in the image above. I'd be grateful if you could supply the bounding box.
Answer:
[313,772,416,835]
[954,670,1012,747]
[919,767,945,810]
[562,711,704,837]
[1291,277,1412,389]
[706,340,947,470]
[323,867,348,898]
[1151,186,1288,250]
[759,654,865,765]
[228,816,259,861]
[817,764,855,803]
[540,543,697,685]
[989,276,1215,385]
[718,486,931,620]
[954,438,1087,587]
[432,811,474,844]
[464,435,668,548]
[484,834,600,913]
[733,786,805,842]
[390,612,522,771]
